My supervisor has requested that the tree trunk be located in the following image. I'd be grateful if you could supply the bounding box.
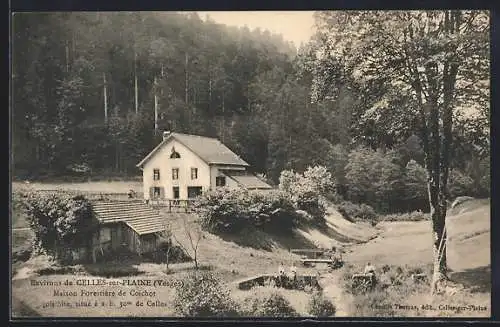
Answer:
[185,52,189,105]
[430,184,447,294]
[115,141,119,172]
[65,41,70,73]
[134,50,138,114]
[221,91,225,142]
[208,73,212,114]
[103,73,108,124]
[185,52,190,126]
[154,76,158,135]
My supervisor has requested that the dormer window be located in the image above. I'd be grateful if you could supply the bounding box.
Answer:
[170,146,181,159]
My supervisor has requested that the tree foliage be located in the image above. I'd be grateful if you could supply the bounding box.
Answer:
[22,192,98,258]
[173,271,239,317]
[311,9,489,289]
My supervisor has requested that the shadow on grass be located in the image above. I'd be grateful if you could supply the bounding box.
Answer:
[217,227,275,251]
[83,259,144,278]
[216,226,317,252]
[303,219,364,244]
[450,265,491,293]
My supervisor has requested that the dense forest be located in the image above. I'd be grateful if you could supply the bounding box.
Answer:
[12,11,490,212]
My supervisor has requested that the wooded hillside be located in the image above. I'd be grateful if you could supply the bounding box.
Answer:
[12,12,490,207]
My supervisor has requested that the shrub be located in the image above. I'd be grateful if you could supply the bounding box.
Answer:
[193,188,251,233]
[173,271,239,317]
[154,232,191,264]
[23,192,98,260]
[345,147,405,212]
[448,169,475,198]
[341,263,431,299]
[403,160,429,212]
[379,210,428,222]
[193,188,298,233]
[241,291,297,317]
[308,291,336,317]
[278,165,332,220]
[336,201,377,223]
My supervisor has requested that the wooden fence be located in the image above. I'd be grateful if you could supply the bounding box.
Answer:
[33,189,144,201]
[28,190,197,213]
[147,199,196,213]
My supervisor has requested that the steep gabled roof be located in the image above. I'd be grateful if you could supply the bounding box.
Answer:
[136,132,249,168]
[92,201,167,235]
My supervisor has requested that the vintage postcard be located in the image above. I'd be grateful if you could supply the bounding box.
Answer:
[10,10,490,319]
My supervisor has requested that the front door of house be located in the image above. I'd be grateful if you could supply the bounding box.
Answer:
[173,186,180,199]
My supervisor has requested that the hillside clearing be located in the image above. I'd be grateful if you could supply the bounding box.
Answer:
[11,193,490,317]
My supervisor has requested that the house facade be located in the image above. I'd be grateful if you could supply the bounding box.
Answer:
[136,131,272,201]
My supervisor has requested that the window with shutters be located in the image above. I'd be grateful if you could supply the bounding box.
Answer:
[153,169,160,180]
[191,168,198,180]
[153,187,161,198]
[172,168,179,180]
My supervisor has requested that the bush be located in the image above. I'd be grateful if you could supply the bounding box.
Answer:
[403,160,429,212]
[278,165,332,220]
[379,210,427,222]
[308,291,336,317]
[345,147,405,213]
[448,169,475,198]
[173,271,239,317]
[193,188,298,233]
[241,291,297,317]
[193,188,250,233]
[336,201,377,223]
[154,233,191,264]
[341,263,431,297]
[23,192,99,260]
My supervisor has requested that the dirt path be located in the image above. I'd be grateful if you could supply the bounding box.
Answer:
[318,271,351,317]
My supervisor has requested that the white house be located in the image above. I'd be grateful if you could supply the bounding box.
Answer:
[136,131,272,201]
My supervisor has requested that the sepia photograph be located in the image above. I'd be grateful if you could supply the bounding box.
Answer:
[10,10,490,319]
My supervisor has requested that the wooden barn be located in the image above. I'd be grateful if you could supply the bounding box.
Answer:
[87,200,167,262]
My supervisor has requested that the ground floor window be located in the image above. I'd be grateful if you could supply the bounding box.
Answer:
[216,176,226,187]
[187,186,203,198]
[150,186,164,199]
[100,227,111,243]
[173,186,180,199]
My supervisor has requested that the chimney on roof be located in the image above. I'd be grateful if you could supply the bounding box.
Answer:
[163,131,171,140]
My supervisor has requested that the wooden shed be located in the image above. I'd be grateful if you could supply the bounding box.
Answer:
[89,200,167,261]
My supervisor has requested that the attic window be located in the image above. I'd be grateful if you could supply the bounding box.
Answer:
[170,147,181,159]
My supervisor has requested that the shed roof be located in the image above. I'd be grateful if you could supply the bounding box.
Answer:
[136,132,249,168]
[226,173,273,189]
[91,201,166,235]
